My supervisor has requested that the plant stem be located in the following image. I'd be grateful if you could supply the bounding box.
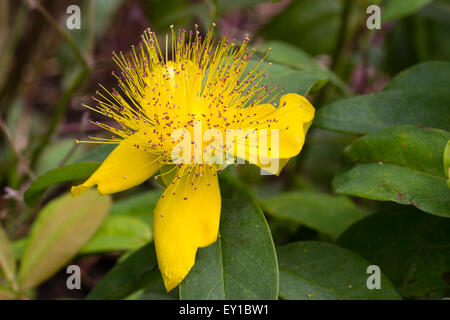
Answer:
[87,0,96,61]
[30,68,89,168]
[26,0,93,168]
[26,0,91,70]
[330,0,352,71]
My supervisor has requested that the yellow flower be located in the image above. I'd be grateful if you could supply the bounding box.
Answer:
[71,24,315,291]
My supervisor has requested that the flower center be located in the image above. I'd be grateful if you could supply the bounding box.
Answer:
[85,24,279,167]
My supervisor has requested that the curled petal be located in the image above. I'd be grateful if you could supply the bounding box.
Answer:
[71,137,161,196]
[153,166,221,291]
[228,93,315,174]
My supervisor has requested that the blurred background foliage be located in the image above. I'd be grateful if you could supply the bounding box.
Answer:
[0,0,449,300]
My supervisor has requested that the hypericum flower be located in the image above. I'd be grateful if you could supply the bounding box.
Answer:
[71,24,314,291]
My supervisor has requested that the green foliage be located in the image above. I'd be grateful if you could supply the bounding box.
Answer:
[0,226,16,287]
[24,162,100,205]
[260,0,343,55]
[179,199,278,300]
[76,144,116,163]
[382,0,433,23]
[247,60,329,99]
[86,242,162,300]
[18,191,111,290]
[257,41,350,95]
[315,61,450,134]
[445,140,450,187]
[109,190,162,228]
[80,215,152,254]
[278,242,401,300]
[260,191,369,240]
[35,139,86,175]
[333,125,450,217]
[337,207,450,297]
[0,286,15,300]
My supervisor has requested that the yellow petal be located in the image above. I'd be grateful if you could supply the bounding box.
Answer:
[153,166,221,291]
[228,93,314,173]
[259,158,291,176]
[71,137,161,196]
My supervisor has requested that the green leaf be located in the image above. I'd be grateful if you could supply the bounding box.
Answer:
[159,164,178,187]
[92,0,125,35]
[259,191,369,240]
[333,125,450,217]
[18,190,111,290]
[444,140,450,187]
[260,0,343,55]
[382,0,433,23]
[12,238,27,262]
[337,207,450,298]
[80,216,152,254]
[0,225,15,285]
[110,190,162,228]
[75,144,116,163]
[248,60,329,98]
[35,139,86,176]
[24,162,100,205]
[179,199,278,300]
[334,164,450,217]
[0,286,15,300]
[384,60,450,93]
[257,41,350,95]
[277,241,401,300]
[315,61,450,134]
[86,242,160,300]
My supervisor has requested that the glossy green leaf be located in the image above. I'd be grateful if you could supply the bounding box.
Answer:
[333,125,450,217]
[86,242,160,300]
[18,191,111,290]
[75,144,116,163]
[444,140,450,187]
[179,199,278,300]
[337,207,450,298]
[382,0,432,23]
[384,60,450,93]
[278,241,401,300]
[24,162,100,205]
[248,60,328,99]
[342,126,449,177]
[137,278,179,300]
[80,216,152,254]
[315,61,450,134]
[258,41,350,95]
[315,90,450,134]
[260,191,369,240]
[0,226,15,285]
[334,163,450,217]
